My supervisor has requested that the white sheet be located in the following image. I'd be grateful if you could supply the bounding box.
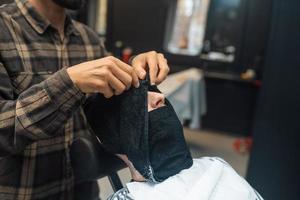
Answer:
[126,157,263,200]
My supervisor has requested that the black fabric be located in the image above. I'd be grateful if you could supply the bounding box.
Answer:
[246,0,300,199]
[148,104,192,181]
[84,80,149,172]
[70,127,126,183]
[84,80,192,182]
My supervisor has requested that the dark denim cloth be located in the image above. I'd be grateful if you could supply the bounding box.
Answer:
[85,80,193,182]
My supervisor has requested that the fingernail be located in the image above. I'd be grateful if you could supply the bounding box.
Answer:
[135,81,140,88]
[151,82,156,86]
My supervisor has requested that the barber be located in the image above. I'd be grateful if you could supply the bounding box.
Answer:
[0,0,169,199]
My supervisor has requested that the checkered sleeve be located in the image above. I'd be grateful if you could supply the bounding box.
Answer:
[0,62,85,156]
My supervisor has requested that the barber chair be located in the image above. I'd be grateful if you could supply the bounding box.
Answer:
[70,134,127,192]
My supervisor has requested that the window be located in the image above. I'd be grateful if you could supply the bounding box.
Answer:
[167,0,211,56]
[95,0,108,36]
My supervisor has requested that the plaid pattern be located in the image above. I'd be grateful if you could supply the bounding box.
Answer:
[0,0,106,199]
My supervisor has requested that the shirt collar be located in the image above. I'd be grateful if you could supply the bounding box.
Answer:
[65,15,81,36]
[15,0,80,36]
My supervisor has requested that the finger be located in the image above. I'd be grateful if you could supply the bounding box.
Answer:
[133,60,146,80]
[107,72,127,95]
[109,62,133,90]
[102,84,114,98]
[156,54,170,84]
[111,57,133,75]
[148,52,158,85]
[94,79,114,98]
[131,70,140,88]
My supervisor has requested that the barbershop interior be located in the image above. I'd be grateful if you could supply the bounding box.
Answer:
[0,0,299,199]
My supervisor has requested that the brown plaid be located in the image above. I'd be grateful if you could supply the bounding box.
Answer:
[0,0,106,199]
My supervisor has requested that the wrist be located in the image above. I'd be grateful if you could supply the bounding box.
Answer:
[66,67,85,95]
[66,67,78,85]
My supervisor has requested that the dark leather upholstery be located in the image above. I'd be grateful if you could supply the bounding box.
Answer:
[70,131,126,184]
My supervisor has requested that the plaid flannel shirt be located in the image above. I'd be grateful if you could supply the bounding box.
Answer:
[0,0,106,199]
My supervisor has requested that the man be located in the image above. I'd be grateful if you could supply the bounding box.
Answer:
[106,91,263,200]
[0,0,169,199]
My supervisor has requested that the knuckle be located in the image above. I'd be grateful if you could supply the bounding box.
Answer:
[106,56,114,61]
[133,66,142,73]
[99,81,106,88]
[95,81,105,89]
[106,60,115,68]
[126,76,133,85]
[149,51,157,55]
[128,67,134,74]
[158,53,164,57]
[161,68,167,74]
[120,84,126,92]
[165,66,170,72]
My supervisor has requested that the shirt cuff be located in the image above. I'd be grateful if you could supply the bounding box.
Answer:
[44,67,85,113]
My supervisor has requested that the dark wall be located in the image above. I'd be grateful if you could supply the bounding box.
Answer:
[247,0,300,199]
[239,0,273,78]
[202,77,258,136]
[106,0,171,53]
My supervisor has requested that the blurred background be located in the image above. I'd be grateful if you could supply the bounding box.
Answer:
[1,0,299,199]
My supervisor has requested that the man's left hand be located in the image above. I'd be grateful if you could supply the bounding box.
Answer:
[131,51,170,85]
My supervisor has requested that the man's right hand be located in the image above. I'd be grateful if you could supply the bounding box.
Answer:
[67,56,139,98]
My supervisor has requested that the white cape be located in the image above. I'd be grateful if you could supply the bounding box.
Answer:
[126,157,263,200]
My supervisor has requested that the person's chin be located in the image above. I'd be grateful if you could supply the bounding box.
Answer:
[131,170,146,182]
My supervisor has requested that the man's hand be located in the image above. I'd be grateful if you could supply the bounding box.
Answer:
[132,51,170,85]
[67,56,139,98]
